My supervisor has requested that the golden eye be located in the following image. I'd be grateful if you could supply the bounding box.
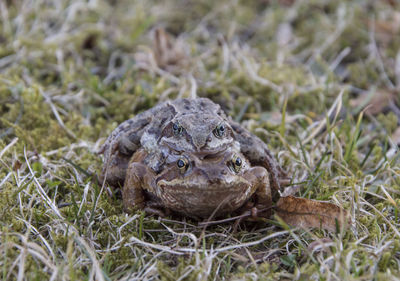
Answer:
[176,158,188,173]
[213,123,226,138]
[173,122,183,136]
[231,155,242,173]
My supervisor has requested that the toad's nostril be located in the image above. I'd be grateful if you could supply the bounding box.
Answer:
[206,136,212,142]
[209,178,221,185]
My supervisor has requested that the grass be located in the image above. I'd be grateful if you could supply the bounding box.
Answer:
[1,0,400,280]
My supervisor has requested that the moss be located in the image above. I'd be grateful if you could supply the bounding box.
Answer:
[157,258,202,281]
[347,62,380,89]
[377,112,398,134]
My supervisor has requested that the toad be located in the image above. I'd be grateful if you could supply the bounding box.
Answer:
[99,98,285,218]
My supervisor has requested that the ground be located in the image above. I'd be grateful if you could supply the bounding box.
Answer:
[0,0,400,280]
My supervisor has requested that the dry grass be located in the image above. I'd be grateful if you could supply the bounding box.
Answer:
[1,0,400,280]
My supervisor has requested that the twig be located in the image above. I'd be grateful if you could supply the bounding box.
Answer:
[129,236,184,255]
[214,230,289,253]
[198,207,272,227]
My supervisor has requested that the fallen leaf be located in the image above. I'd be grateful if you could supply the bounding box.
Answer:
[275,196,349,232]
[349,90,396,115]
[153,28,186,69]
[134,28,189,75]
[368,12,400,46]
[13,159,22,171]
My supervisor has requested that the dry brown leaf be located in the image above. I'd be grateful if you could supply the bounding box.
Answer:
[349,90,396,115]
[382,0,397,7]
[369,12,400,37]
[153,28,187,70]
[134,28,189,75]
[275,196,349,232]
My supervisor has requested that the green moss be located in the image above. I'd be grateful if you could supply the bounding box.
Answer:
[377,112,398,134]
[347,62,380,89]
[157,258,202,281]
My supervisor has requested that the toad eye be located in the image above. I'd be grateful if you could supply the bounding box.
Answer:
[177,158,189,173]
[213,123,226,138]
[231,155,242,173]
[173,123,183,136]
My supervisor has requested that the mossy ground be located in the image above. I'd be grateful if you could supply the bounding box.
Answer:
[1,0,400,280]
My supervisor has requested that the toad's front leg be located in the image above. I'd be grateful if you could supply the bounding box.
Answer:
[244,167,272,218]
[123,161,166,216]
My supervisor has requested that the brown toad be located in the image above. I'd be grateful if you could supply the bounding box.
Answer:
[122,145,272,218]
[100,98,284,218]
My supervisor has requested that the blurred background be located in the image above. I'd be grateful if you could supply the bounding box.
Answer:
[1,0,399,146]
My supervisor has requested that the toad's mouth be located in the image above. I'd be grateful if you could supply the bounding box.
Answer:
[163,141,229,155]
[157,177,251,192]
